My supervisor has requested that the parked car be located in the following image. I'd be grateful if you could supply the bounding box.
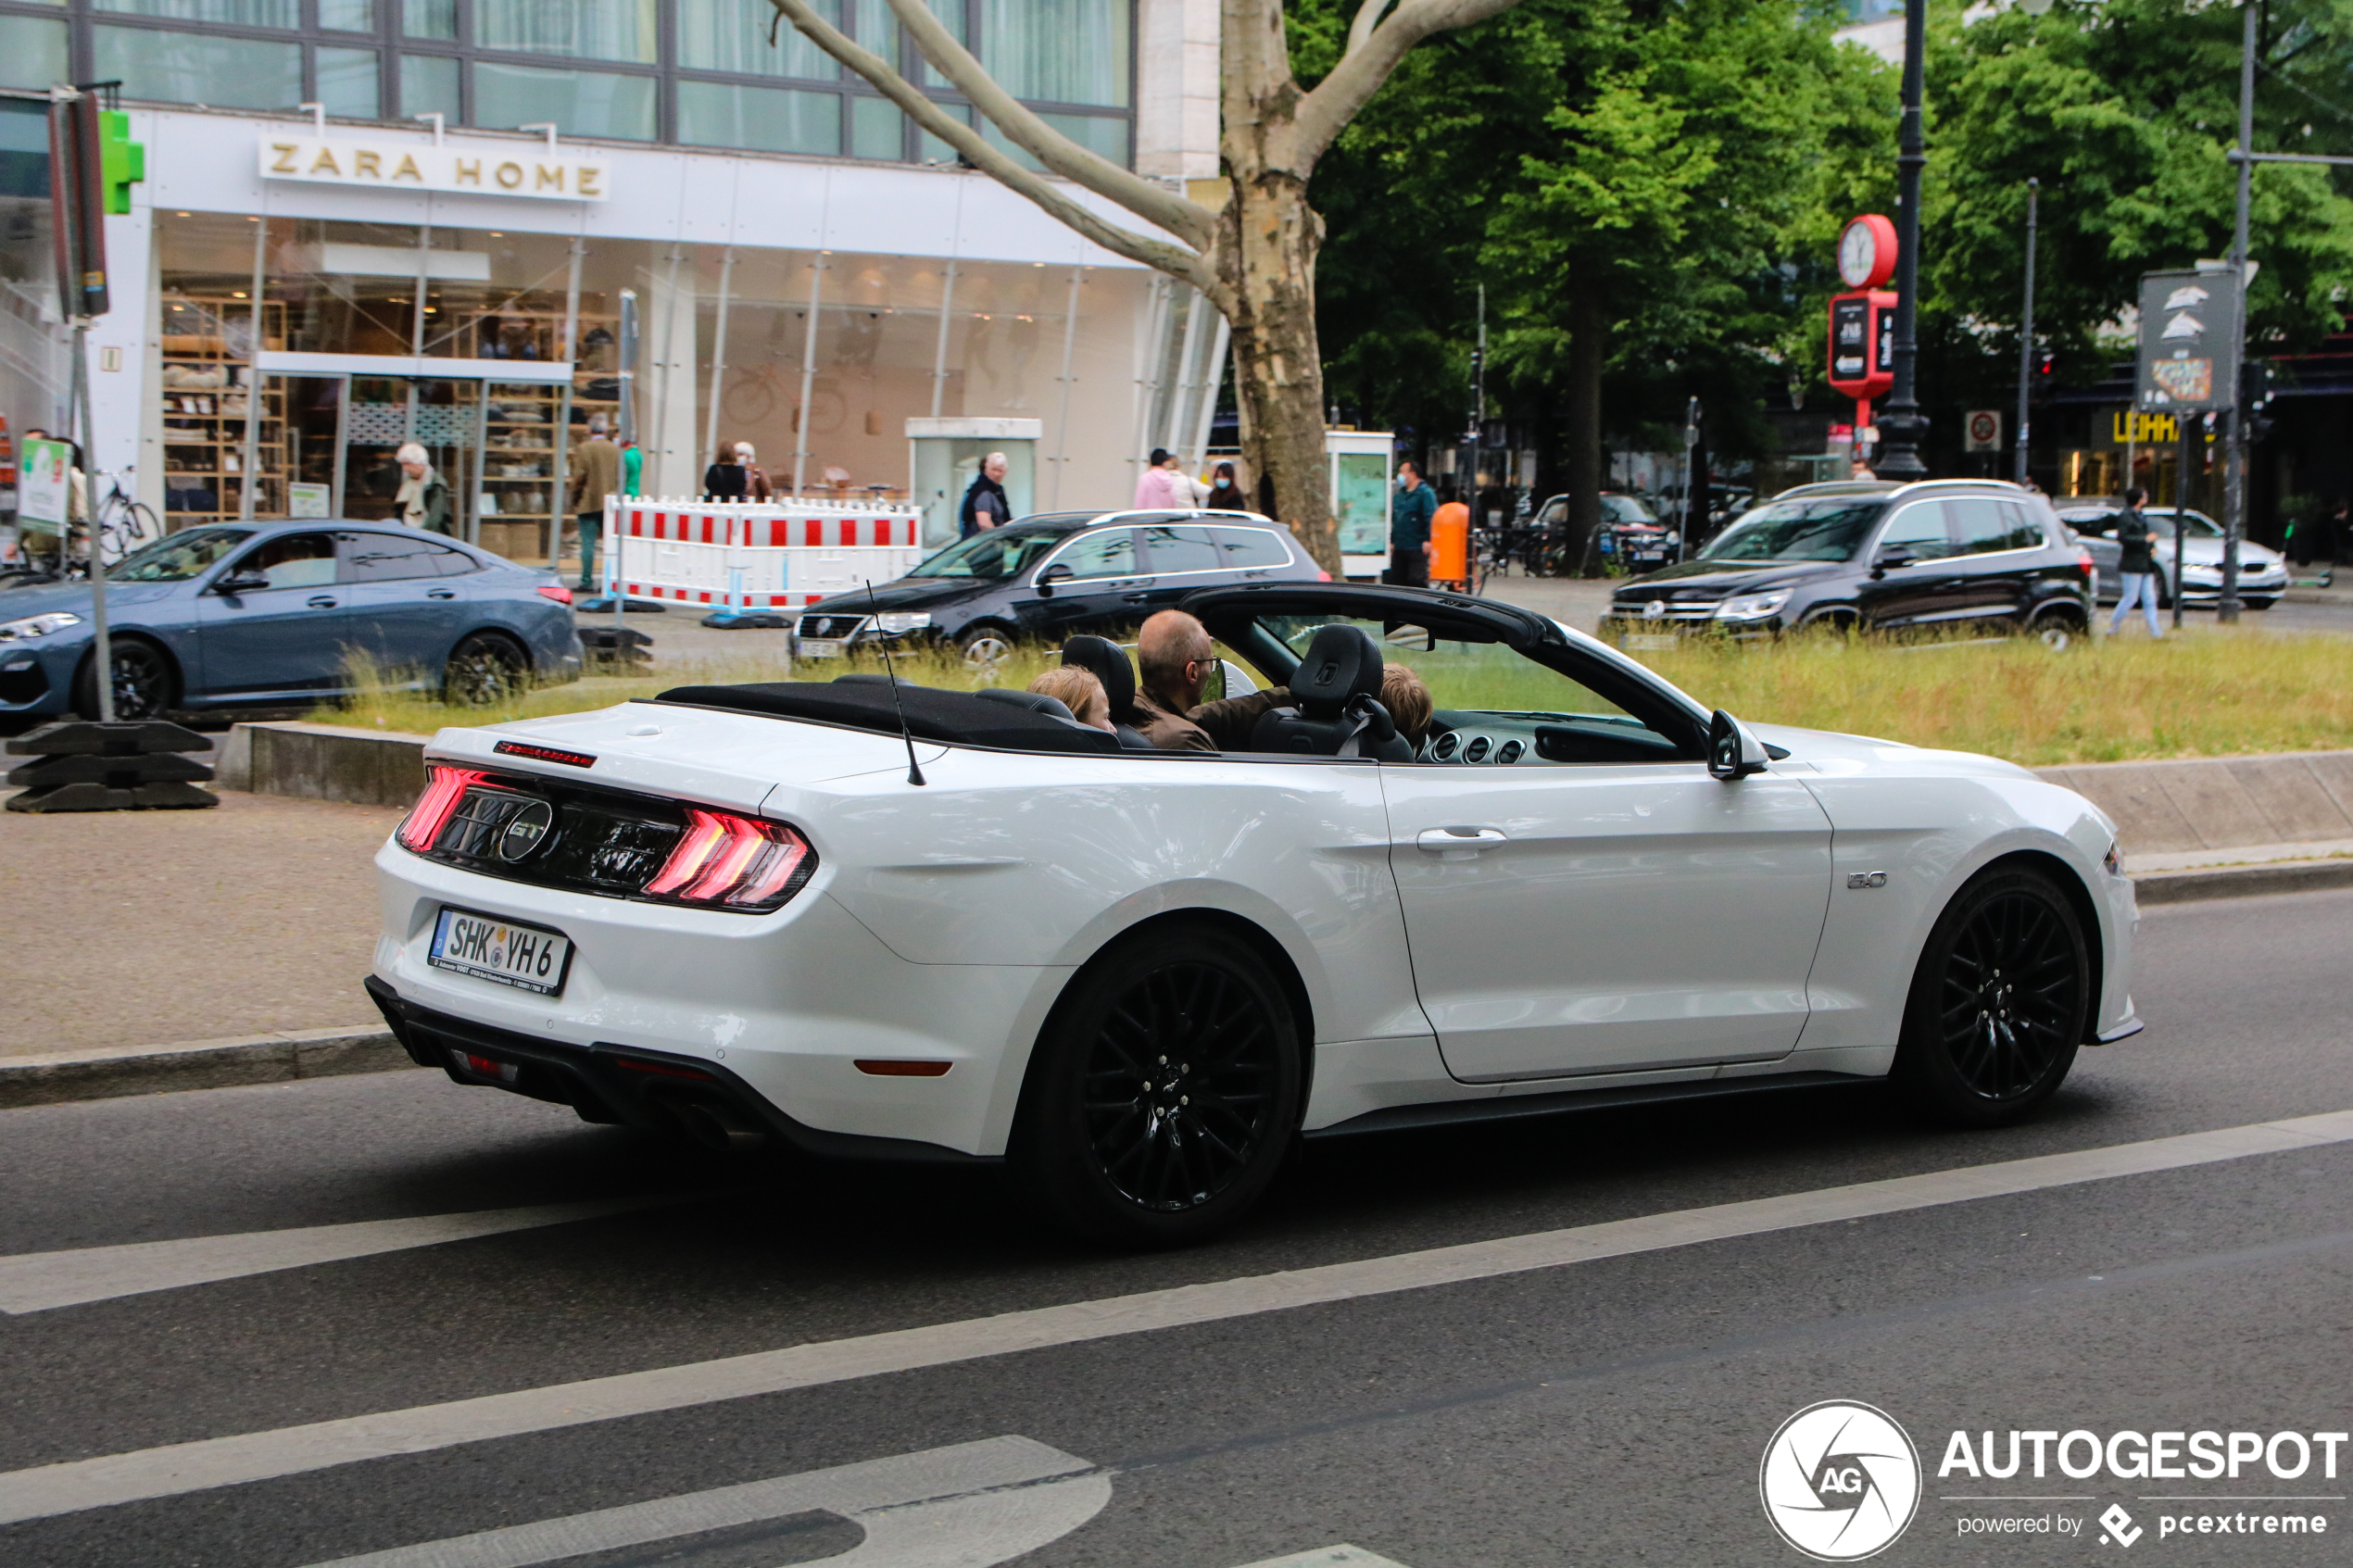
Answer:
[369,581,2137,1245]
[2054,498,2286,609]
[792,508,1323,669]
[0,521,581,721]
[1601,480,2094,646]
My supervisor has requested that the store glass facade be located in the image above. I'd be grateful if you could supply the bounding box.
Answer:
[0,0,1135,161]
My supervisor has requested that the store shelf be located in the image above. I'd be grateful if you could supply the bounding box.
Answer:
[160,296,287,528]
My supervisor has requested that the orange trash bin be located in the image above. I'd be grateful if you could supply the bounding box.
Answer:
[1429,499,1470,586]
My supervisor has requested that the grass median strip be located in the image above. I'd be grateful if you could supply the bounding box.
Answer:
[3,1109,2348,1525]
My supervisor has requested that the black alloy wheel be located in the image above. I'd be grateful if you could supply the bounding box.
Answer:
[2029,606,2085,652]
[1013,924,1302,1246]
[444,633,528,707]
[74,638,176,720]
[1894,865,2088,1125]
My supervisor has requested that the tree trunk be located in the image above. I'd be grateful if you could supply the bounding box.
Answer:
[1565,271,1605,575]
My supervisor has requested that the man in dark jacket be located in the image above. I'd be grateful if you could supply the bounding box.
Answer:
[1131,609,1217,750]
[959,452,1011,537]
[1389,459,1436,586]
[2106,485,2163,638]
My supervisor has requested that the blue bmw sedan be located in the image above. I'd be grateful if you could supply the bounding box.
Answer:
[0,521,582,721]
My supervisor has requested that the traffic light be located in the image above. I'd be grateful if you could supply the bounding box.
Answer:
[98,108,142,217]
[2243,357,2280,442]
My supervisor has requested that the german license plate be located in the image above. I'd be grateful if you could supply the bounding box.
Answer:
[798,638,843,659]
[1623,633,1679,651]
[429,907,573,996]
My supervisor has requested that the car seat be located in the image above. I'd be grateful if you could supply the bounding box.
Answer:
[1246,624,1416,760]
[974,686,1078,723]
[1058,635,1154,750]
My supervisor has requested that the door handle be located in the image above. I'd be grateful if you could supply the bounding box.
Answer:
[426,588,457,599]
[1416,826,1507,860]
[308,596,339,608]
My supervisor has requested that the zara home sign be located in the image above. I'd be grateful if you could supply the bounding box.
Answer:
[258,136,610,201]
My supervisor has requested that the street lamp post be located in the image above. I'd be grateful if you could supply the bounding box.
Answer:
[1875,0,1931,480]
[2013,179,2038,487]
[2219,0,2257,624]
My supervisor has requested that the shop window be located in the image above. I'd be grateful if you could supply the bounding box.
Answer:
[473,60,655,141]
[676,0,837,80]
[0,17,68,94]
[97,27,303,109]
[676,82,842,157]
[981,111,1127,172]
[850,95,903,160]
[399,53,459,121]
[979,0,1128,107]
[95,0,296,23]
[474,0,656,65]
[321,0,374,30]
[403,0,455,39]
[318,48,381,119]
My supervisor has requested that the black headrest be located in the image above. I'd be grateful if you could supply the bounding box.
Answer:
[1291,624,1382,719]
[974,686,1076,721]
[1060,635,1137,718]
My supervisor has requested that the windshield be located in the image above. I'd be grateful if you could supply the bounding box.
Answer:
[1699,497,1884,563]
[906,528,1070,580]
[107,526,254,583]
[1600,495,1656,524]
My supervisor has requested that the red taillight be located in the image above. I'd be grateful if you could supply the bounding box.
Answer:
[538,583,574,605]
[2077,550,2096,576]
[398,765,488,852]
[643,808,814,909]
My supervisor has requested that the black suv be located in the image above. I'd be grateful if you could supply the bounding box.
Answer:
[793,509,1324,669]
[1603,481,2093,645]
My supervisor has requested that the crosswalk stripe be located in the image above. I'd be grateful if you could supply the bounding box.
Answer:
[2,1109,2347,1525]
[0,1198,672,1314]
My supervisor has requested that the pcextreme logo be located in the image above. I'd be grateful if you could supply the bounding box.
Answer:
[1761,1400,1924,1561]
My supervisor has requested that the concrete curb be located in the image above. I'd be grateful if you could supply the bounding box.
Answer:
[0,1025,417,1110]
[2133,858,2353,906]
[225,721,436,808]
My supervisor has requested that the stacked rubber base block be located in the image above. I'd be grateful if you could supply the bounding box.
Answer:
[6,721,219,811]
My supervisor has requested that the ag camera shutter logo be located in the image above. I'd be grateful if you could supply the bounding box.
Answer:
[1760,1400,1922,1561]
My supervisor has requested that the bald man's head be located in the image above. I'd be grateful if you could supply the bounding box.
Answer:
[1138,609,1214,708]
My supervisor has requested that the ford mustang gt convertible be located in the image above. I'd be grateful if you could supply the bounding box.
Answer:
[367,583,2139,1245]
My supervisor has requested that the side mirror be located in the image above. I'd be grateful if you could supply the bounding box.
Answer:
[1869,544,1918,578]
[1708,709,1770,781]
[1034,562,1073,598]
[215,571,271,595]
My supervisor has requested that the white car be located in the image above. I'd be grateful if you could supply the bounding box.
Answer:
[367,583,2140,1245]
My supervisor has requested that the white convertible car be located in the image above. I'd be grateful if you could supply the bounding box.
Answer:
[368,583,2139,1244]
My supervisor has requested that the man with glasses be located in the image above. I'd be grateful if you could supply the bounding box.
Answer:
[1131,609,1218,750]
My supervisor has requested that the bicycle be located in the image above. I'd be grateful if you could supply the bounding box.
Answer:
[52,471,162,579]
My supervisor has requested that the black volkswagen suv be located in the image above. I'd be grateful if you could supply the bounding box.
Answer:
[1602,481,2094,645]
[794,509,1325,669]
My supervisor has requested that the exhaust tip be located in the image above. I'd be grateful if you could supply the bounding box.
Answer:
[667,1098,767,1153]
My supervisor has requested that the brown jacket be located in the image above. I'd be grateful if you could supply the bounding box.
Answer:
[1187,687,1291,751]
[1131,687,1215,751]
[567,436,623,514]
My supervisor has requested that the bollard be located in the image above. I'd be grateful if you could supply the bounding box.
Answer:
[6,720,219,811]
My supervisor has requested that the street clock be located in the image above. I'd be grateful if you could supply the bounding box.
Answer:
[1837,214,1898,290]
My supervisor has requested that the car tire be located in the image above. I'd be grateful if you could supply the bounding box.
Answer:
[2028,605,2085,651]
[1892,864,2088,1127]
[1012,922,1303,1248]
[1795,609,1859,639]
[72,636,178,721]
[443,632,528,707]
[955,623,1016,676]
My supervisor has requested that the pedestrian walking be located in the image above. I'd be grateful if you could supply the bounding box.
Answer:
[1205,460,1248,512]
[735,442,774,502]
[394,442,453,535]
[620,438,642,497]
[2107,485,2164,639]
[960,452,1011,536]
[1388,459,1437,587]
[702,445,749,501]
[565,414,623,591]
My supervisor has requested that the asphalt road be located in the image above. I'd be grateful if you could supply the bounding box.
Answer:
[3,888,2350,1567]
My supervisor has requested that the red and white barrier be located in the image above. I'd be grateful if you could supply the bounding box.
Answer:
[601,495,928,610]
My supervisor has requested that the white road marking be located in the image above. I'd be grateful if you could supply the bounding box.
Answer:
[0,1198,672,1314]
[294,1435,1108,1568]
[1228,1548,1414,1568]
[4,1109,2347,1526]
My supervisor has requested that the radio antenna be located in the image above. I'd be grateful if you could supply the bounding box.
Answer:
[866,578,925,786]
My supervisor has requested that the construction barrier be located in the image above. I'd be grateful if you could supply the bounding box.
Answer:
[602,495,928,612]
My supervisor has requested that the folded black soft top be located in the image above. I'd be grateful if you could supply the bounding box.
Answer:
[655,681,1124,755]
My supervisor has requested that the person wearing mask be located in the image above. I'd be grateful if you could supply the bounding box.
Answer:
[1204,460,1248,512]
[703,445,749,501]
[395,443,453,535]
[2107,485,2163,639]
[566,414,623,591]
[959,452,1011,536]
[1027,665,1114,732]
[736,442,774,502]
[1131,609,1219,750]
[1389,459,1437,586]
